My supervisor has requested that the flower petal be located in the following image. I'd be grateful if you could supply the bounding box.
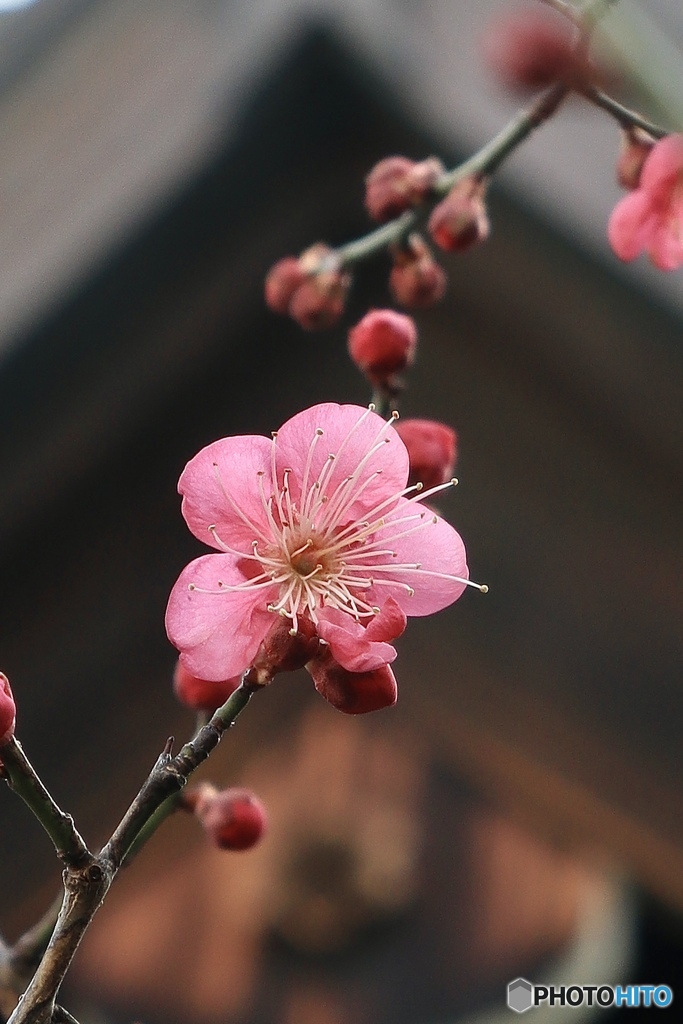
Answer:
[365,597,407,641]
[607,191,657,262]
[362,498,468,615]
[273,403,409,523]
[178,435,273,552]
[640,134,683,193]
[316,608,398,672]
[165,553,276,680]
[649,218,683,270]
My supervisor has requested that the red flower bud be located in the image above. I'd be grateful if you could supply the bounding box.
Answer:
[290,244,350,330]
[173,660,241,711]
[365,156,445,222]
[307,652,398,715]
[265,257,307,315]
[246,617,321,685]
[347,309,417,387]
[265,244,351,330]
[191,784,267,851]
[389,234,447,309]
[617,127,656,190]
[428,178,490,253]
[395,419,458,492]
[483,7,591,94]
[0,673,15,746]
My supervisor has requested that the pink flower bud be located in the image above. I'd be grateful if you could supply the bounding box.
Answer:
[365,156,445,222]
[191,784,267,851]
[265,257,308,315]
[616,127,656,190]
[395,419,458,492]
[307,652,398,715]
[347,309,417,387]
[389,234,447,308]
[264,244,351,330]
[483,7,588,93]
[290,245,350,331]
[428,178,490,253]
[0,673,16,746]
[173,660,241,711]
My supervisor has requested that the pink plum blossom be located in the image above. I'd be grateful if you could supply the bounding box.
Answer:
[166,403,478,691]
[608,134,683,271]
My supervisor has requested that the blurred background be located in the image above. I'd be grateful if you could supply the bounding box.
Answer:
[0,0,682,1021]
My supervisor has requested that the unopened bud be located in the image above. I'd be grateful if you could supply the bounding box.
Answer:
[307,652,398,715]
[483,7,589,93]
[365,156,444,222]
[265,257,308,315]
[265,244,351,330]
[246,617,320,685]
[0,673,15,746]
[428,178,490,253]
[389,234,447,309]
[173,660,241,711]
[189,784,267,851]
[290,245,350,330]
[395,419,458,492]
[348,309,417,387]
[617,127,656,190]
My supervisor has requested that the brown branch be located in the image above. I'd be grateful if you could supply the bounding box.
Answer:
[7,681,259,1024]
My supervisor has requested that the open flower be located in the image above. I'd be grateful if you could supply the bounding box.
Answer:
[166,403,478,686]
[608,134,683,271]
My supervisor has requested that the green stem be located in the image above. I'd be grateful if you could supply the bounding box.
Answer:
[582,86,668,138]
[1,740,91,868]
[102,679,257,870]
[121,792,181,865]
[438,84,568,188]
[335,84,568,271]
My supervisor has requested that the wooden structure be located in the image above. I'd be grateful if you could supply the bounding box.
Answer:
[0,23,681,1023]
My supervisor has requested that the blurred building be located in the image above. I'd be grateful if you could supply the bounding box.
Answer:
[0,2,682,1022]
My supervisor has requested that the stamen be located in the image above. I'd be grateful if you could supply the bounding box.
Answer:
[304,406,383,524]
[211,462,270,543]
[187,572,277,595]
[320,480,426,548]
[270,435,285,522]
[376,566,488,592]
[282,468,295,525]
[207,525,254,559]
[301,427,324,508]
[407,477,459,505]
[257,472,289,558]
[289,538,314,560]
[315,423,399,530]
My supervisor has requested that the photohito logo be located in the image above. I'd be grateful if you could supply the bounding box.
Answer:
[507,979,673,1012]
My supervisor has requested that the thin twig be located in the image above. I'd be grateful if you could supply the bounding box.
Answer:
[7,681,259,1024]
[1,741,92,869]
[52,1005,80,1024]
[582,85,668,138]
[336,84,568,268]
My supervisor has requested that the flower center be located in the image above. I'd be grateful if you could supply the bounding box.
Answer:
[290,547,323,578]
[201,408,485,638]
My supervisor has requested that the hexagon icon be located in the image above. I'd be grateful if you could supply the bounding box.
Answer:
[507,978,534,1013]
